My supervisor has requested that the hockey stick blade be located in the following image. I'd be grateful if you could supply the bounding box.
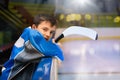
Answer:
[55,26,98,43]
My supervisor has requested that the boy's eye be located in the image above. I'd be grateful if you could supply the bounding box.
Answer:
[43,28,48,31]
[50,31,55,34]
[50,31,55,38]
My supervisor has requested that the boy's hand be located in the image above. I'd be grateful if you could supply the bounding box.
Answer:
[52,39,62,49]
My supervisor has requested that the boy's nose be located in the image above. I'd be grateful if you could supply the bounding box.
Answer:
[45,32,50,40]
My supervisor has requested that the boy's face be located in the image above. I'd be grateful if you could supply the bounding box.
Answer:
[32,21,56,41]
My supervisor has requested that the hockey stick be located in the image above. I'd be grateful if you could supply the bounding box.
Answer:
[55,26,98,43]
[51,26,98,80]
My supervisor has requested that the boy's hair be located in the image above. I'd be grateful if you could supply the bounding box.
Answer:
[33,14,57,27]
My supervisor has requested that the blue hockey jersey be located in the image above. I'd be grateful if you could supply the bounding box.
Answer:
[0,27,64,80]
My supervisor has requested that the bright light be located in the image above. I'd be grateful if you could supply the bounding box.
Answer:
[55,0,102,14]
[85,14,91,20]
[70,0,90,7]
[59,14,65,20]
[114,16,120,23]
[80,44,87,57]
[78,0,88,5]
[113,43,120,52]
[89,48,95,55]
[70,49,80,56]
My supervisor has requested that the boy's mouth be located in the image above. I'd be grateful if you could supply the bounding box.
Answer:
[45,37,49,41]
